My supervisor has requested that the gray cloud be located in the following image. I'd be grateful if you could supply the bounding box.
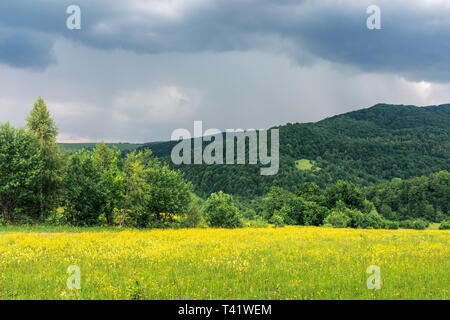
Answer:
[1,1,450,142]
[1,38,449,143]
[0,0,450,82]
[0,27,56,69]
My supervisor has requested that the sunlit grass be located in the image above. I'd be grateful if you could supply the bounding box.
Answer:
[0,227,448,300]
[295,159,321,171]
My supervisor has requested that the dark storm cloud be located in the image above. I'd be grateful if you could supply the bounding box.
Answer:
[0,0,450,81]
[0,27,56,69]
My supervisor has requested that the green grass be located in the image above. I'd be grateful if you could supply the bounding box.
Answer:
[295,159,321,171]
[0,226,448,300]
[0,225,125,233]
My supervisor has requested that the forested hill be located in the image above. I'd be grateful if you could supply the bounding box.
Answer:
[142,103,450,198]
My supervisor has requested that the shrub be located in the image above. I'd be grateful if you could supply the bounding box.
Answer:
[269,210,285,228]
[179,200,204,228]
[345,208,365,228]
[245,218,269,228]
[45,209,69,226]
[204,191,243,228]
[324,210,351,228]
[382,219,399,230]
[400,219,429,230]
[439,220,450,230]
[243,208,257,220]
[63,150,106,226]
[361,210,385,229]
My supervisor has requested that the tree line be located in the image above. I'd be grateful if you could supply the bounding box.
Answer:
[1,98,449,230]
[146,103,450,198]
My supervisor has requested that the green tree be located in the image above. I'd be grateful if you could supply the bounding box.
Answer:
[326,180,364,210]
[93,142,125,225]
[179,197,204,228]
[121,150,193,227]
[0,123,41,222]
[262,186,295,221]
[63,150,106,226]
[204,191,242,228]
[121,151,151,227]
[324,210,351,228]
[26,97,61,220]
[145,161,193,225]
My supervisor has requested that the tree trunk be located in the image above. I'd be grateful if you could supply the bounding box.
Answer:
[3,203,11,223]
[39,186,44,221]
[120,209,127,227]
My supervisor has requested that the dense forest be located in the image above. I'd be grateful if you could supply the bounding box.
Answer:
[1,98,449,230]
[144,103,450,198]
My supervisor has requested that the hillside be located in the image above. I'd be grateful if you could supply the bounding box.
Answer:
[142,103,450,198]
[59,142,143,153]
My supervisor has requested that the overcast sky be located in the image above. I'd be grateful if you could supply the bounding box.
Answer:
[1,0,450,142]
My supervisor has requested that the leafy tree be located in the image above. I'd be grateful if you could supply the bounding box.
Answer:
[145,161,193,225]
[269,209,286,227]
[179,197,204,228]
[439,220,450,230]
[93,142,125,225]
[326,180,365,210]
[399,219,429,230]
[262,186,295,221]
[204,191,242,228]
[63,150,106,226]
[26,97,62,220]
[382,219,399,230]
[0,123,41,222]
[324,210,351,228]
[243,208,257,220]
[361,209,385,229]
[121,151,152,227]
[302,201,329,226]
[120,150,193,227]
[367,171,450,222]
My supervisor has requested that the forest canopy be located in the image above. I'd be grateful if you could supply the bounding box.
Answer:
[1,99,449,230]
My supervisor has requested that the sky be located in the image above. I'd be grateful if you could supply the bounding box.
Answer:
[0,0,450,143]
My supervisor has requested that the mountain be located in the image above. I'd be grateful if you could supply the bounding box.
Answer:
[140,103,450,198]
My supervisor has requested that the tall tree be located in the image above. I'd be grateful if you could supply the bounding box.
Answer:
[93,142,125,225]
[0,123,41,222]
[63,150,106,226]
[26,97,61,220]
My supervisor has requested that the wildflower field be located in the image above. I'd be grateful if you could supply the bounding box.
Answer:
[0,226,448,300]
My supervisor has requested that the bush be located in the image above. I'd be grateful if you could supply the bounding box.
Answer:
[63,150,106,226]
[269,210,285,227]
[179,200,204,228]
[243,208,257,220]
[245,217,269,228]
[345,208,365,228]
[113,208,154,228]
[204,191,243,228]
[439,220,450,230]
[382,219,399,230]
[361,210,384,229]
[45,209,69,226]
[324,210,351,228]
[400,219,429,230]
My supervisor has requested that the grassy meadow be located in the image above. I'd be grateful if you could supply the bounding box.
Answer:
[0,226,448,300]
